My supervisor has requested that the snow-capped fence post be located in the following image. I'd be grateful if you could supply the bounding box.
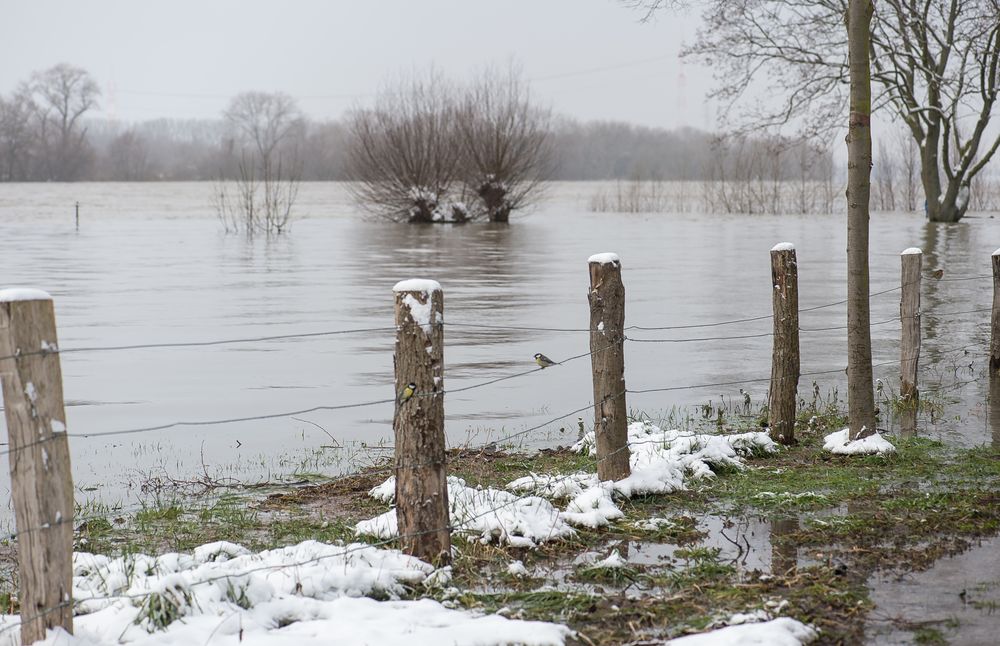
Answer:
[768,243,799,445]
[900,248,922,436]
[587,253,630,481]
[0,290,74,644]
[391,279,451,565]
[991,249,1000,377]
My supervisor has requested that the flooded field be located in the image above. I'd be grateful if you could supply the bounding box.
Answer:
[0,181,998,517]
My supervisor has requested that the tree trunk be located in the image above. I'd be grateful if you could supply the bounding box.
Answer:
[846,0,877,440]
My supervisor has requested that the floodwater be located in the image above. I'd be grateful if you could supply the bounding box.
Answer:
[867,534,1000,645]
[0,182,999,520]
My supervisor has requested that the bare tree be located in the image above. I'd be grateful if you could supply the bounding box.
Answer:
[346,71,465,223]
[874,140,897,211]
[456,66,554,222]
[846,0,877,440]
[632,0,1000,222]
[27,64,100,180]
[216,91,303,234]
[225,92,303,160]
[0,89,35,181]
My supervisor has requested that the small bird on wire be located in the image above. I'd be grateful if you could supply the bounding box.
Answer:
[397,382,417,405]
[930,268,944,279]
[534,353,559,369]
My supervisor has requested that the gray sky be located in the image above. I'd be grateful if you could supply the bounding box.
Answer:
[0,0,713,129]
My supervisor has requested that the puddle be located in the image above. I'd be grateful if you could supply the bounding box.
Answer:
[628,512,839,575]
[866,533,1000,645]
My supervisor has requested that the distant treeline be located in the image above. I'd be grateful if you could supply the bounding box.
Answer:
[2,115,837,184]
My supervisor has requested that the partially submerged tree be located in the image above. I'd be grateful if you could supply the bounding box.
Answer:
[456,66,553,222]
[346,72,464,223]
[632,0,1000,222]
[216,91,303,235]
[346,68,552,223]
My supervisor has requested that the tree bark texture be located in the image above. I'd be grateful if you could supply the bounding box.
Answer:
[846,0,877,440]
[0,295,74,644]
[588,255,630,481]
[991,250,1000,376]
[392,283,451,565]
[768,244,799,445]
[900,249,922,436]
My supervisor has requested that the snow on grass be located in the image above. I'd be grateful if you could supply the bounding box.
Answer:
[560,483,623,528]
[823,428,896,455]
[665,617,818,645]
[586,549,628,570]
[2,540,571,646]
[356,476,575,548]
[359,422,778,545]
[632,517,680,531]
[507,560,529,577]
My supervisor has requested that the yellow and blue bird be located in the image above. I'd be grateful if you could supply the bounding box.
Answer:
[534,353,559,369]
[398,382,417,404]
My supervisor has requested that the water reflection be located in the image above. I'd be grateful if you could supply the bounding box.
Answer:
[770,516,800,577]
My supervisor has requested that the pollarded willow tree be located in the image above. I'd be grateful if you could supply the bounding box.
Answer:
[456,66,554,223]
[633,0,1000,222]
[346,72,464,223]
[346,68,553,224]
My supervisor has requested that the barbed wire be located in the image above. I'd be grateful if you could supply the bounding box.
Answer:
[2,270,987,363]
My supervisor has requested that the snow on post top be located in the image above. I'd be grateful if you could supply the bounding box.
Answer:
[993,248,1000,257]
[392,279,442,294]
[588,252,620,265]
[0,288,52,303]
[770,242,795,252]
[901,247,922,255]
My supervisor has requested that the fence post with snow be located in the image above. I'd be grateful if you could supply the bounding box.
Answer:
[900,248,922,436]
[0,289,74,644]
[587,253,630,481]
[391,279,451,565]
[767,243,799,445]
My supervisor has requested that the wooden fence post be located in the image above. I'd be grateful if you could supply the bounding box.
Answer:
[991,249,1000,377]
[768,243,799,445]
[588,253,630,481]
[0,289,74,644]
[392,279,450,565]
[900,248,922,437]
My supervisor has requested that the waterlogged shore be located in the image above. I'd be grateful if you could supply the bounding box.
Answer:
[0,403,993,645]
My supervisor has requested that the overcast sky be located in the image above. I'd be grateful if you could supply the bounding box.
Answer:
[0,0,714,129]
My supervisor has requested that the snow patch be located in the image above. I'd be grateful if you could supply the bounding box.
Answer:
[560,484,623,528]
[0,288,52,303]
[401,294,436,335]
[357,476,575,547]
[392,279,442,294]
[771,242,795,252]
[587,252,620,265]
[823,428,896,455]
[587,549,628,570]
[506,560,529,577]
[900,247,922,255]
[0,539,569,646]
[666,617,818,645]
